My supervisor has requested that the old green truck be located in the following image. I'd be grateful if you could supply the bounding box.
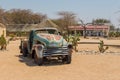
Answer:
[19,28,73,65]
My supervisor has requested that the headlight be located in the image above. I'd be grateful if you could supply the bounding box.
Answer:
[68,44,73,49]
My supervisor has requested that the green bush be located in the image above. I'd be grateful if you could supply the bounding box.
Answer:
[109,32,115,37]
[8,34,15,41]
[98,40,109,53]
[15,32,27,37]
[109,32,120,37]
[115,32,120,37]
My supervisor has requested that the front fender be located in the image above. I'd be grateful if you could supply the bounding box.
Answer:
[33,44,44,58]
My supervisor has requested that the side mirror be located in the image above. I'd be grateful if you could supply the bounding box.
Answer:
[58,32,62,35]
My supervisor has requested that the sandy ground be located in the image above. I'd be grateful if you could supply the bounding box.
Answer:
[0,38,120,80]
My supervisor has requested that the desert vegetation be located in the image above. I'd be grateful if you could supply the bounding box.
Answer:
[0,34,7,50]
[98,40,109,53]
[0,8,46,24]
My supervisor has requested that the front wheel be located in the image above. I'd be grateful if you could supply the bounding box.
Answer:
[62,54,72,64]
[34,53,43,66]
[66,55,71,64]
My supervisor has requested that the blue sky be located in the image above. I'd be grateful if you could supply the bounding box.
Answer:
[0,0,120,27]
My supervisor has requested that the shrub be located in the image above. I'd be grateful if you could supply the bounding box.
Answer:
[98,40,109,53]
[69,33,80,52]
[0,35,7,50]
[9,34,15,41]
[115,32,120,37]
[109,32,120,37]
[109,32,115,37]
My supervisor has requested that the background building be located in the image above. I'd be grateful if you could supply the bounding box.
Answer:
[0,23,6,37]
[69,25,110,37]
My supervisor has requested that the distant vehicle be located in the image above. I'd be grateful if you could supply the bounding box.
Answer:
[19,28,73,65]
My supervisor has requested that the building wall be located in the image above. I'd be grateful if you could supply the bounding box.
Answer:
[69,25,110,37]
[0,27,6,37]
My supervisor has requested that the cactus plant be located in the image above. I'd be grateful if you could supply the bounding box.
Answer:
[0,31,7,50]
[98,40,109,53]
[69,33,80,52]
[63,31,80,52]
[0,34,7,50]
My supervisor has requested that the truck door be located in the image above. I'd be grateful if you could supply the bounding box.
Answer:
[29,31,34,51]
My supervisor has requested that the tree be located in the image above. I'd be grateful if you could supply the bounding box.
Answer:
[109,25,115,30]
[79,20,87,38]
[92,18,110,25]
[0,8,5,24]
[0,8,47,24]
[7,9,47,24]
[57,11,78,33]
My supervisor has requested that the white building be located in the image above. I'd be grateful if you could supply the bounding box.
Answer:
[69,25,110,37]
[0,23,6,37]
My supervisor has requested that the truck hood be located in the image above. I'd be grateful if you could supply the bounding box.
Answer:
[37,33,67,47]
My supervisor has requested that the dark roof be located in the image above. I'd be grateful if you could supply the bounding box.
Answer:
[6,24,41,32]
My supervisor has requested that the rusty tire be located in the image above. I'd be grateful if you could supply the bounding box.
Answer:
[22,47,28,57]
[34,53,43,66]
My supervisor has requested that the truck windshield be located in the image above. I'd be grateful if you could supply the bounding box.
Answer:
[35,29,58,34]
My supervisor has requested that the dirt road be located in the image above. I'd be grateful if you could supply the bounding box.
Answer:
[0,40,120,80]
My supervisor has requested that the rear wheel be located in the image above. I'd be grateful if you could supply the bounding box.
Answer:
[34,53,43,66]
[22,47,28,57]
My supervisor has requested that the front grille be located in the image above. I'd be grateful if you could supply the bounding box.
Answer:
[43,47,68,54]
